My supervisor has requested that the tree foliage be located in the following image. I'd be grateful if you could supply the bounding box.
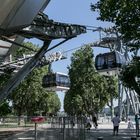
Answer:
[91,0,140,104]
[45,92,61,115]
[64,91,83,115]
[13,41,39,58]
[120,57,140,95]
[0,101,12,116]
[91,0,140,41]
[104,76,118,118]
[10,42,61,116]
[64,45,114,116]
[104,76,118,102]
[0,65,13,116]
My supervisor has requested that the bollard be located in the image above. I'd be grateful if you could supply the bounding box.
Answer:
[131,137,137,140]
[35,123,37,140]
[97,137,103,140]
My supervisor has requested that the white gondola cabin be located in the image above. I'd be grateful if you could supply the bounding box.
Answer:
[95,51,126,75]
[42,72,70,91]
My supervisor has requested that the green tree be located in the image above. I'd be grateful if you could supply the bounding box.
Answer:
[13,41,39,58]
[0,67,13,116]
[0,101,12,116]
[10,42,61,120]
[91,0,140,41]
[120,57,140,95]
[104,76,118,119]
[91,0,140,110]
[64,91,84,115]
[11,66,47,117]
[45,92,61,115]
[64,45,109,118]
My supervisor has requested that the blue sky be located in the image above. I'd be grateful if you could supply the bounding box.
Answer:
[28,0,113,111]
[45,0,112,74]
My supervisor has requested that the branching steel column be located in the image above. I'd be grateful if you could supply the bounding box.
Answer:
[118,79,123,118]
[132,90,140,113]
[0,41,51,102]
[126,90,130,119]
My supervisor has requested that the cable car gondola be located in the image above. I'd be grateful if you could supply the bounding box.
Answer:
[42,72,70,91]
[95,51,126,75]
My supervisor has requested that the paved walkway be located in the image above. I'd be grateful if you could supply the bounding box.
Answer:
[0,122,139,140]
[86,122,136,140]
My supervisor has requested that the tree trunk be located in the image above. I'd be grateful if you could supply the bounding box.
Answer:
[17,109,22,126]
[110,96,114,120]
[18,115,21,126]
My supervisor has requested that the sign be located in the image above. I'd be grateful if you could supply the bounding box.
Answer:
[31,116,45,123]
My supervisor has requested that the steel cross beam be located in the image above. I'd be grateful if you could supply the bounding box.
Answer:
[95,28,140,118]
[16,12,86,41]
[0,41,51,102]
[0,12,86,102]
[0,37,73,102]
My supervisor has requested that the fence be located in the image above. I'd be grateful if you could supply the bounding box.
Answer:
[0,116,86,140]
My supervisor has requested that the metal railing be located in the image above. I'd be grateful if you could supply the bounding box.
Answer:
[0,116,86,140]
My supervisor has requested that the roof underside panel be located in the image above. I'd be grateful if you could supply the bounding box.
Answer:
[0,0,50,31]
[0,0,50,63]
[0,38,15,56]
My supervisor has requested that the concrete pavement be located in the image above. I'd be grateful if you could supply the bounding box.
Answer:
[0,122,139,140]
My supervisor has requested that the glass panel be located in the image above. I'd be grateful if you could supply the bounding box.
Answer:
[42,73,57,87]
[49,74,56,86]
[107,53,115,68]
[56,74,70,87]
[96,56,105,69]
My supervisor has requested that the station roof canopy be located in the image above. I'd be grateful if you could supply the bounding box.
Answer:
[0,0,50,31]
[0,0,51,64]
